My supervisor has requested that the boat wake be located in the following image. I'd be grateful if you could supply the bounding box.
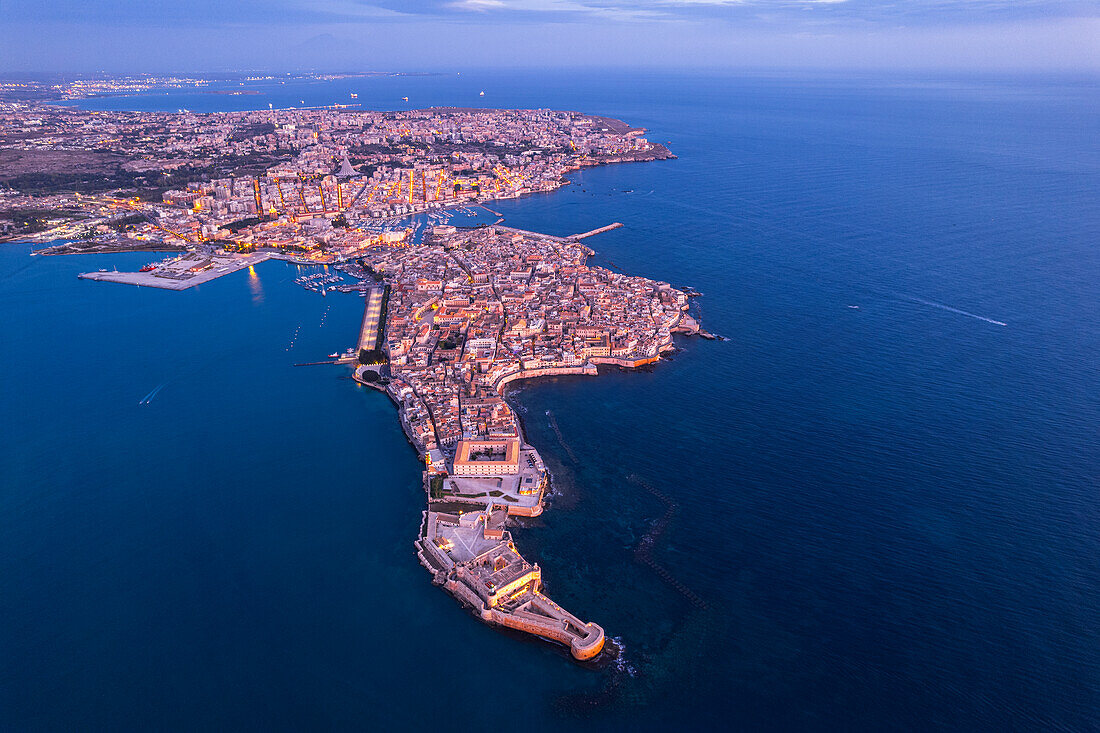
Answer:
[904,295,1006,327]
[139,382,167,405]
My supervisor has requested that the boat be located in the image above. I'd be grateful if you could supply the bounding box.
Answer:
[328,352,340,359]
[350,93,358,99]
[139,264,156,272]
[479,91,485,97]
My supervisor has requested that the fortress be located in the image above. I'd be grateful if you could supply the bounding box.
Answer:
[416,508,604,661]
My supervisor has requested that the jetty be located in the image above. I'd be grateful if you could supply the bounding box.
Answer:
[569,222,623,240]
[79,252,270,290]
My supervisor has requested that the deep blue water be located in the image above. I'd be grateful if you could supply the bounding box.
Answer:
[5,71,1100,730]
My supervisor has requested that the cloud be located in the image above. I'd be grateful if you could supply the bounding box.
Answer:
[4,0,1096,28]
[361,0,1098,25]
[442,0,667,21]
[448,0,507,10]
[1,0,1096,71]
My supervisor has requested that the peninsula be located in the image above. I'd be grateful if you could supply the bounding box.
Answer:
[3,95,702,660]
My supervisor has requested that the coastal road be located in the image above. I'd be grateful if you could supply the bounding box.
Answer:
[357,286,385,351]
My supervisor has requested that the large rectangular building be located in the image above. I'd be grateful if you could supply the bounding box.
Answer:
[452,438,521,476]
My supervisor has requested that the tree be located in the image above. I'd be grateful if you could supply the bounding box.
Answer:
[358,347,385,365]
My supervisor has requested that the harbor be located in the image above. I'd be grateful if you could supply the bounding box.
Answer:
[24,100,685,666]
[68,211,683,664]
[78,251,271,290]
[292,270,344,296]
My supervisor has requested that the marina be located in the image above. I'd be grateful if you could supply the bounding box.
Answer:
[293,270,345,295]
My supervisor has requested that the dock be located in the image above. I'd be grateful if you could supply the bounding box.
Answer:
[492,222,620,246]
[78,252,270,290]
[569,222,623,240]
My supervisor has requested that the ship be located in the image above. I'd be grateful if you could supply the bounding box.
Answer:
[350,93,358,99]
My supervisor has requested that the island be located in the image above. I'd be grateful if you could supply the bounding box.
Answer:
[352,222,703,660]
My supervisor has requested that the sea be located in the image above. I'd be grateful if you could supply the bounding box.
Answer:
[2,70,1098,730]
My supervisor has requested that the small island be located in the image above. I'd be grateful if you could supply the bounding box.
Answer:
[350,222,703,659]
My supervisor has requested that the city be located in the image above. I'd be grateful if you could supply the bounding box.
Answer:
[0,100,672,255]
[362,221,706,658]
[4,0,1097,727]
[1,95,698,659]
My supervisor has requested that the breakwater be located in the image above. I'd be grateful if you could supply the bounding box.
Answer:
[628,474,707,610]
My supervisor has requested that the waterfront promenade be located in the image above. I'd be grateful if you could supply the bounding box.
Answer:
[357,287,386,352]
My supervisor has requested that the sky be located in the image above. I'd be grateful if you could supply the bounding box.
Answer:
[1,0,1097,73]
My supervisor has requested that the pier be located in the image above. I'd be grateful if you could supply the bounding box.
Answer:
[79,252,270,290]
[569,222,623,240]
